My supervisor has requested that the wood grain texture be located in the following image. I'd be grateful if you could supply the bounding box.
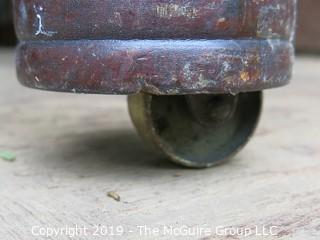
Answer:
[0,49,319,239]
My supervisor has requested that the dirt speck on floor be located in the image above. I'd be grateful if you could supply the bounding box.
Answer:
[107,191,121,202]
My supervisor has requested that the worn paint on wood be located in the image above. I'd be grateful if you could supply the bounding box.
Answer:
[13,0,296,40]
[14,0,296,95]
[17,39,293,95]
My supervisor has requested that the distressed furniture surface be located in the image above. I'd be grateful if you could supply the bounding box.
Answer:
[14,0,296,40]
[14,0,296,95]
[0,49,320,239]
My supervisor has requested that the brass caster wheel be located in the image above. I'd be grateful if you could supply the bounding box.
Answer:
[128,92,262,168]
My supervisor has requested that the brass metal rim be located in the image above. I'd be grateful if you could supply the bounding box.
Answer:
[128,92,262,168]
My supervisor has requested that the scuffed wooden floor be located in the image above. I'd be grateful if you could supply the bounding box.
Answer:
[0,48,319,239]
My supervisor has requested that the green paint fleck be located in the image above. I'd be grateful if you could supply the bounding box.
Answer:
[0,151,16,162]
